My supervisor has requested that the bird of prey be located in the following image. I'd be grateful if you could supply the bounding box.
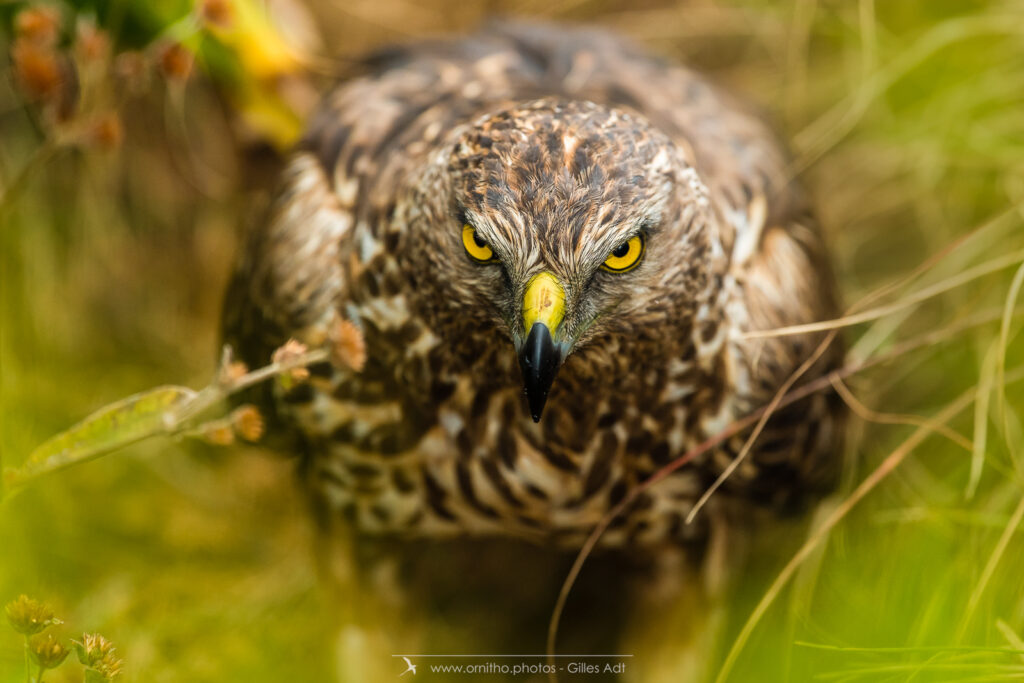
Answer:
[224,21,842,555]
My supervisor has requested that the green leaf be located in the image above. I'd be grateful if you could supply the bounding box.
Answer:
[3,386,197,493]
[85,667,111,683]
[74,640,89,665]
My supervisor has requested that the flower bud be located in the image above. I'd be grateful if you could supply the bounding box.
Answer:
[29,633,70,670]
[231,405,265,442]
[15,6,61,46]
[156,42,193,81]
[329,316,366,372]
[5,595,61,636]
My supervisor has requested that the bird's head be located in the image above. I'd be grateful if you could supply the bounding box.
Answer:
[405,98,720,422]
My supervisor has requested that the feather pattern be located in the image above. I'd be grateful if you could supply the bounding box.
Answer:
[224,20,843,549]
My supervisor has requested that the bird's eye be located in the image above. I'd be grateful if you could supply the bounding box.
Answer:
[601,234,645,272]
[462,224,495,262]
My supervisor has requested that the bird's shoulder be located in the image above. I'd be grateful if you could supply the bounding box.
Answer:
[302,20,788,196]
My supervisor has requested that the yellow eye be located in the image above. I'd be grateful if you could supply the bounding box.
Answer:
[462,224,494,262]
[601,234,644,272]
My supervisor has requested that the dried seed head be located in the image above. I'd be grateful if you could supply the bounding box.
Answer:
[28,632,70,670]
[11,38,63,103]
[199,422,235,446]
[15,6,61,46]
[329,317,366,372]
[114,51,150,94]
[5,595,61,636]
[231,405,265,442]
[156,42,193,81]
[272,339,308,365]
[10,37,78,120]
[84,112,123,150]
[200,0,234,29]
[219,360,249,385]
[272,339,311,382]
[75,20,110,64]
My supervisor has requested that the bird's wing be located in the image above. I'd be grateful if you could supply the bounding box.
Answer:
[222,153,351,369]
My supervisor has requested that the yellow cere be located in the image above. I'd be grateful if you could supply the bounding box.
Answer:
[522,272,565,333]
[462,224,494,262]
[601,234,645,272]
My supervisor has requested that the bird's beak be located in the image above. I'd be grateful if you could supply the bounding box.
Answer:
[519,272,565,422]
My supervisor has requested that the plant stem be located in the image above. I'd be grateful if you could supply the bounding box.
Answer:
[1,346,331,500]
[0,139,59,224]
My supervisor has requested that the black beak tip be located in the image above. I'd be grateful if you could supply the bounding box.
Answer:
[519,322,561,422]
[527,392,545,423]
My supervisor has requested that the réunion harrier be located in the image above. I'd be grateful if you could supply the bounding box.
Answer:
[224,21,843,555]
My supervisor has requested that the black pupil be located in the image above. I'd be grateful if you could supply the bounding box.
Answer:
[612,241,631,258]
[472,230,488,249]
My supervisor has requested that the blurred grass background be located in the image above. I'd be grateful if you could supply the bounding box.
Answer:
[2,0,1024,681]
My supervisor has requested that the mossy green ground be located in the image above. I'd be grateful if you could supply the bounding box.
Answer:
[2,1,1023,681]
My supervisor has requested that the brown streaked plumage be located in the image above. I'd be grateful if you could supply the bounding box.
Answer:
[223,20,843,553]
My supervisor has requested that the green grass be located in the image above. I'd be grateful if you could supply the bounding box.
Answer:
[2,1,1024,681]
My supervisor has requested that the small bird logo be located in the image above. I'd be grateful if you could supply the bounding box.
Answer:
[399,657,417,676]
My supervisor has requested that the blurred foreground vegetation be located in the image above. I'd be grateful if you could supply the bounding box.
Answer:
[2,0,1024,681]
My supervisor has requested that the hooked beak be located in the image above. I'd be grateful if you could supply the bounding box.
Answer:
[518,272,565,422]
[520,322,560,422]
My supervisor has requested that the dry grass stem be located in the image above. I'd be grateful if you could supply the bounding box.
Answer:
[957,494,1024,641]
[685,329,838,524]
[548,321,1024,675]
[741,244,1024,341]
[713,377,1010,683]
[830,376,973,452]
[2,343,331,499]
